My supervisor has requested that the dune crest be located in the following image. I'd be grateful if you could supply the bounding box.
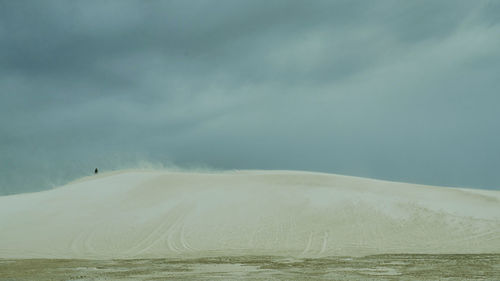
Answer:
[1,170,499,259]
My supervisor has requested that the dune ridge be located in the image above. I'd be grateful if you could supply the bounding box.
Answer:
[1,170,499,259]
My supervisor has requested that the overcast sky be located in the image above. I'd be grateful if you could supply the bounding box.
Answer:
[1,0,500,194]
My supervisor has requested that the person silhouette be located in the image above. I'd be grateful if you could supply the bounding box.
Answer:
[94,168,98,174]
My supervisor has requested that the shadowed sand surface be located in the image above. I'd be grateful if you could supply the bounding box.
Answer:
[1,255,500,280]
[0,170,500,259]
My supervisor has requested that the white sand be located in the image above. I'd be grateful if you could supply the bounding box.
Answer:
[0,170,499,259]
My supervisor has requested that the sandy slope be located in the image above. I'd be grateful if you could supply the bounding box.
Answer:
[0,170,499,259]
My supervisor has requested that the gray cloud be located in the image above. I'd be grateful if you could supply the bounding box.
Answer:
[1,0,500,194]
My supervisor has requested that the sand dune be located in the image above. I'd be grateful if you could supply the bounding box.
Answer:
[0,170,499,259]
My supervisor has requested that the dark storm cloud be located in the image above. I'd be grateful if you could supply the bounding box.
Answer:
[1,0,500,194]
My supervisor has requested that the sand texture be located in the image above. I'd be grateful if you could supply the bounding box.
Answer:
[1,170,499,259]
[2,254,500,280]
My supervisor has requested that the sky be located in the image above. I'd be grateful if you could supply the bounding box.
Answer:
[1,0,500,195]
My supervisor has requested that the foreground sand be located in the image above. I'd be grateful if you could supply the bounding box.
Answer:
[1,255,500,280]
[0,170,499,259]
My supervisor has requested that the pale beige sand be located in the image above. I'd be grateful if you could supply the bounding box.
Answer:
[0,170,499,259]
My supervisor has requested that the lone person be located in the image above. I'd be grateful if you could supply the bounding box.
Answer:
[94,168,98,174]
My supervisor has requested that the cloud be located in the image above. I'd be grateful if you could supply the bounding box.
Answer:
[1,0,500,194]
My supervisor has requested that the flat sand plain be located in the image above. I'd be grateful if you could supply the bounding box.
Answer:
[1,254,500,280]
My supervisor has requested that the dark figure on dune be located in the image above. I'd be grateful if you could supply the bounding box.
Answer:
[94,168,98,174]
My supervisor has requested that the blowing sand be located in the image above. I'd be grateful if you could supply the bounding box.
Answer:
[0,170,499,259]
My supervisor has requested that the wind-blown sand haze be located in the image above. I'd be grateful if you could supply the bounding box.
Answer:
[1,170,499,259]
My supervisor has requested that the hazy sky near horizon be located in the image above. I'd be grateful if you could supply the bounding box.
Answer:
[1,0,500,194]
